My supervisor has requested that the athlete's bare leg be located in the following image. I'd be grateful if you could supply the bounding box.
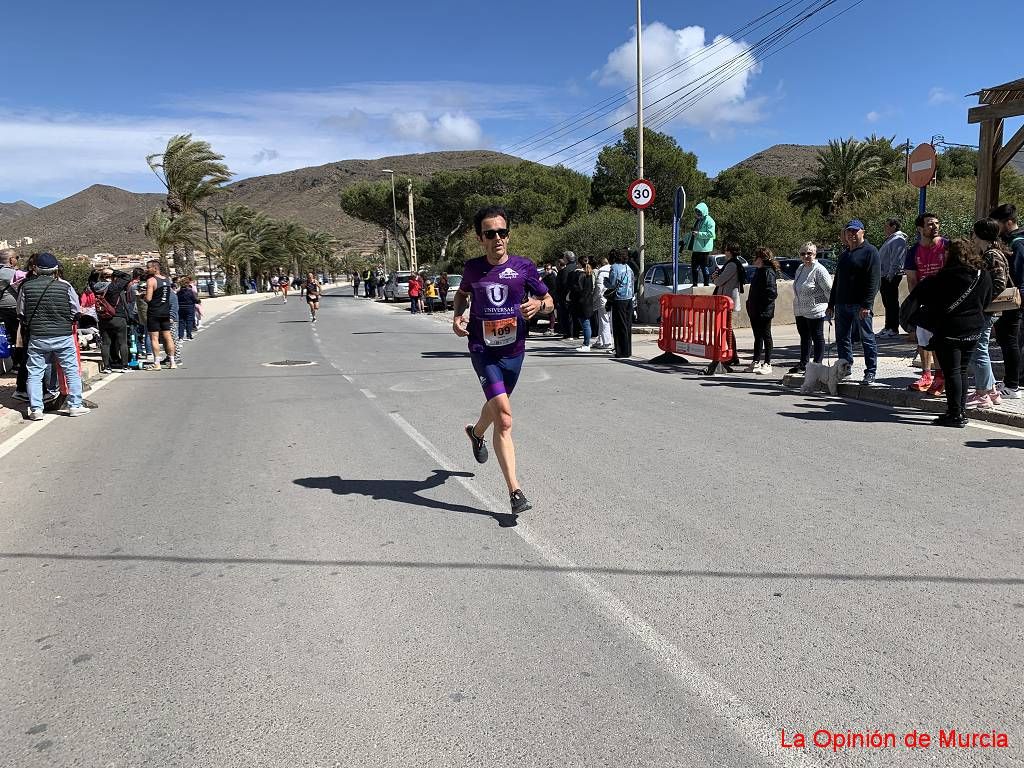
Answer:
[474,394,517,493]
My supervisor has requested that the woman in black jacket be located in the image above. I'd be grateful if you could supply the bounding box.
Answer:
[744,246,780,374]
[570,255,597,351]
[904,238,993,427]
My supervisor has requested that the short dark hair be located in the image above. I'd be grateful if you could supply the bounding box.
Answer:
[147,259,161,269]
[915,212,938,228]
[614,248,629,264]
[724,242,741,257]
[885,218,901,229]
[974,218,1001,242]
[132,267,145,279]
[990,203,1018,224]
[473,205,510,236]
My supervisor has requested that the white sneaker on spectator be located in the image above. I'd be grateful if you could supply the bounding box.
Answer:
[67,406,90,417]
[26,409,43,421]
[996,383,1021,399]
[755,364,773,375]
[575,345,591,352]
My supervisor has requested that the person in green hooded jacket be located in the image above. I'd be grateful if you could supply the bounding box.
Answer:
[684,202,716,286]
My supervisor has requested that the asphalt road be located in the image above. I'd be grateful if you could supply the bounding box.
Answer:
[2,288,1022,767]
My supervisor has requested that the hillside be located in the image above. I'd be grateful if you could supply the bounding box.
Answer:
[728,143,824,181]
[0,150,524,256]
[0,200,37,226]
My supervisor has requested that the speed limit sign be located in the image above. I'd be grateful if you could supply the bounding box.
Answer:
[628,178,656,210]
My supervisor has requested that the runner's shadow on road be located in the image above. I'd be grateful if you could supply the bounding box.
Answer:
[963,438,1024,450]
[293,469,519,527]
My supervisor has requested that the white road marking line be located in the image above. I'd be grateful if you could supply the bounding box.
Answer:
[0,373,121,461]
[387,411,823,768]
[359,389,376,399]
[342,375,353,383]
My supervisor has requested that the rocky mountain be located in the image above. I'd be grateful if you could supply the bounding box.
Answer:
[0,200,37,226]
[0,150,523,256]
[728,144,824,181]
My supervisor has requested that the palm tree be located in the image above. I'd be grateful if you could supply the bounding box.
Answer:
[144,208,199,276]
[788,138,892,218]
[147,134,232,275]
[210,233,260,295]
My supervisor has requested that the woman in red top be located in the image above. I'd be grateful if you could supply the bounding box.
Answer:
[408,274,421,314]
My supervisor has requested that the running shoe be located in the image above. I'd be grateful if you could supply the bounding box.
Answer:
[510,489,532,515]
[465,425,488,464]
[26,409,43,421]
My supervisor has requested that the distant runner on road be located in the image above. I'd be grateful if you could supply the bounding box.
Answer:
[452,205,552,516]
[305,272,321,323]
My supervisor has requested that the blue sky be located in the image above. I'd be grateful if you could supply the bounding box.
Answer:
[1,0,1017,206]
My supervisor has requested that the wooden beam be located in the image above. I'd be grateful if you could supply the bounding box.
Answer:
[968,101,1024,124]
[995,124,1024,172]
[976,120,997,219]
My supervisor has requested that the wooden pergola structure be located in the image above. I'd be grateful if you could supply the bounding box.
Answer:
[970,77,1024,218]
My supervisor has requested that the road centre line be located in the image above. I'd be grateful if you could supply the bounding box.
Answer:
[387,412,823,768]
[359,389,376,399]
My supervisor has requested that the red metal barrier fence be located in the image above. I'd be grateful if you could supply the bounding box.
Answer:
[657,294,736,362]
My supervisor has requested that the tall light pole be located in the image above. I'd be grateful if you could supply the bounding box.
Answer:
[636,0,646,278]
[407,178,418,273]
[381,169,401,271]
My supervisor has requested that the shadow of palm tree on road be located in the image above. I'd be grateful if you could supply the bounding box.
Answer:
[294,469,518,527]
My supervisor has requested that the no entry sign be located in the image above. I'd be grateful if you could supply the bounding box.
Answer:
[908,143,937,188]
[628,178,656,210]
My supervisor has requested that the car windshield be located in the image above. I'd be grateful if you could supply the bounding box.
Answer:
[448,276,461,288]
[396,275,410,284]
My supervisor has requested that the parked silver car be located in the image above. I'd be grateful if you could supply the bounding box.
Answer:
[383,271,414,301]
[636,262,693,325]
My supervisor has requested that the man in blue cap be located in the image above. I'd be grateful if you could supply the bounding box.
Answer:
[16,252,88,419]
[825,220,881,385]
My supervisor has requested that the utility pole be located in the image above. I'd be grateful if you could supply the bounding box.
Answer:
[407,179,418,273]
[636,0,646,277]
[381,169,402,270]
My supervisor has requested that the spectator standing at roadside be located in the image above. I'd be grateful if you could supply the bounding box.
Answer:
[790,243,833,374]
[438,273,450,313]
[424,278,438,314]
[905,213,948,394]
[878,218,908,337]
[541,263,558,334]
[353,272,361,298]
[905,239,992,427]
[408,273,421,313]
[699,243,745,376]
[143,259,176,370]
[744,246,779,375]
[95,268,131,372]
[685,202,716,287]
[990,203,1024,400]
[593,254,613,350]
[826,220,880,385]
[966,218,1010,409]
[556,252,577,338]
[176,277,199,340]
[0,249,25,373]
[16,253,88,419]
[608,249,634,359]
[167,284,182,367]
[569,255,597,352]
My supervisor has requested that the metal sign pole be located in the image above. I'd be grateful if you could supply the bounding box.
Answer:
[672,186,686,294]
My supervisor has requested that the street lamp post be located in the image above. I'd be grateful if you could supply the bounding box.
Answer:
[381,169,401,271]
[200,207,217,297]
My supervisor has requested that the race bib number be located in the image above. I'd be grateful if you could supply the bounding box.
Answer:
[482,317,517,347]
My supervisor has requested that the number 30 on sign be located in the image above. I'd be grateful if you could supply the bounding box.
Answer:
[628,179,656,210]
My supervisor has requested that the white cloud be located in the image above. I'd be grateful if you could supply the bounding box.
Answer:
[597,22,763,130]
[928,87,956,105]
[866,111,881,123]
[0,82,548,202]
